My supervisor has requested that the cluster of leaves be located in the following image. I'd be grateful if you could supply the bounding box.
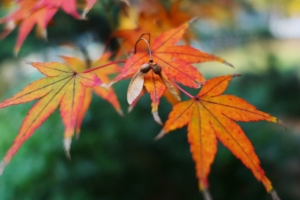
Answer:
[0,1,284,200]
[0,0,96,55]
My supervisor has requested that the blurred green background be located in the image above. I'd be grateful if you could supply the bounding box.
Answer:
[0,0,300,200]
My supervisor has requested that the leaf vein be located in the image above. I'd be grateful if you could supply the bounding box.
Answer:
[199,100,260,175]
[201,99,271,119]
[200,76,230,97]
[1,75,73,106]
[21,76,73,136]
[153,55,199,85]
[195,102,204,181]
[169,100,194,126]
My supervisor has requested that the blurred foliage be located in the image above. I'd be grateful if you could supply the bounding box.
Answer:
[0,0,300,200]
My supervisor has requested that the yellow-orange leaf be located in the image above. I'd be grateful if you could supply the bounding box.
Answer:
[0,61,101,174]
[157,74,283,198]
[61,53,123,119]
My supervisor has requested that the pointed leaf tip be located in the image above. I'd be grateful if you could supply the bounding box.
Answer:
[64,138,72,160]
[154,129,165,140]
[202,189,213,200]
[128,105,134,113]
[117,109,124,117]
[231,74,241,78]
[121,0,130,6]
[277,119,286,130]
[189,16,199,24]
[100,83,108,88]
[80,15,87,20]
[270,189,281,200]
[0,161,6,175]
[194,81,202,88]
[14,47,20,57]
[152,111,162,125]
[224,61,234,68]
[75,132,80,140]
[106,81,114,89]
[80,11,89,20]
[39,29,47,40]
[23,61,33,65]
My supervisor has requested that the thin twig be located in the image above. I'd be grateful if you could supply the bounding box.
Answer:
[83,60,126,73]
[134,38,152,60]
[170,79,195,99]
[133,33,152,59]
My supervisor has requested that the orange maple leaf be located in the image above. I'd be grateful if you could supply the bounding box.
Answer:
[113,0,193,55]
[156,74,284,200]
[112,23,231,123]
[0,61,101,175]
[0,0,97,55]
[61,53,123,135]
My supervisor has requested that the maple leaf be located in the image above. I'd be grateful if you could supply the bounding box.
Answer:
[156,74,284,200]
[0,0,97,55]
[0,61,101,175]
[33,0,82,19]
[112,23,231,123]
[61,53,123,135]
[113,0,193,55]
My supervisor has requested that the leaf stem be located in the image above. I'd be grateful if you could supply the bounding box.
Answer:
[134,38,152,61]
[83,60,126,73]
[170,79,195,99]
[134,33,151,54]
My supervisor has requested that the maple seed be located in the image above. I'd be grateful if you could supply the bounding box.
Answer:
[151,63,162,74]
[127,68,147,105]
[140,63,151,73]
